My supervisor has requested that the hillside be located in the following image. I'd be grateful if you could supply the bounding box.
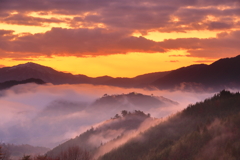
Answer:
[88,92,178,112]
[153,55,240,91]
[46,110,154,159]
[99,90,240,160]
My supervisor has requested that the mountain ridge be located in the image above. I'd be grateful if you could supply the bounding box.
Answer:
[153,55,240,91]
[0,62,170,87]
[0,78,46,90]
[1,55,240,90]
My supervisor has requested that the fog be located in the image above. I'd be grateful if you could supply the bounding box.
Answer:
[0,83,214,148]
[92,117,161,159]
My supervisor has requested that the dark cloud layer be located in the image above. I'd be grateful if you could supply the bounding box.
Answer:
[1,14,64,26]
[0,28,239,58]
[0,28,165,57]
[0,0,239,58]
[160,30,240,58]
[0,0,239,31]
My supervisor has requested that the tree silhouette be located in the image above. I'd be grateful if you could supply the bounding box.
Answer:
[121,110,128,117]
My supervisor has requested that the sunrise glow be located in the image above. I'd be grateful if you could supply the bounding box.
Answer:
[0,1,239,77]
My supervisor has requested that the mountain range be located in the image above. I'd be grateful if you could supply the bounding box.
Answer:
[1,55,240,91]
[0,62,168,88]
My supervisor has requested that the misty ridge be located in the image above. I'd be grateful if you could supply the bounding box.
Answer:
[0,81,212,159]
[2,55,240,159]
[0,82,196,147]
[2,87,240,160]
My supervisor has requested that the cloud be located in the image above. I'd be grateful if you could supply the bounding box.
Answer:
[169,54,187,57]
[0,28,165,58]
[160,30,240,58]
[193,60,215,63]
[207,21,233,30]
[0,0,239,59]
[1,13,65,26]
[0,28,240,58]
[0,83,214,148]
[11,58,34,61]
[0,0,239,32]
[166,60,180,62]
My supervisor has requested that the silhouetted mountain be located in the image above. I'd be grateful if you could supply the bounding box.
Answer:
[0,62,90,84]
[93,71,170,88]
[2,55,240,90]
[153,55,240,91]
[0,62,170,87]
[0,78,45,90]
[99,90,240,160]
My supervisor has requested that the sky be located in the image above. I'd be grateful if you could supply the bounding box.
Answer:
[0,0,239,77]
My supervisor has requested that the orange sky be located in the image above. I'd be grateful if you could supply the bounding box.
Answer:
[0,1,239,77]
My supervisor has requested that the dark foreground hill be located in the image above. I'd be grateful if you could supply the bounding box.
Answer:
[100,90,240,160]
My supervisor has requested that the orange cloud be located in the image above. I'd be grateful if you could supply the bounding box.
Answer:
[0,0,239,61]
[0,29,240,59]
[0,0,239,32]
[1,13,65,26]
[0,28,165,58]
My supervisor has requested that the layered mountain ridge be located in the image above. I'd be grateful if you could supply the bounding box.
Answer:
[1,55,240,91]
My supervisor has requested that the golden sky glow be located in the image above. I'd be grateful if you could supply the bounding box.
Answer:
[0,1,239,77]
[0,51,216,77]
[140,30,221,41]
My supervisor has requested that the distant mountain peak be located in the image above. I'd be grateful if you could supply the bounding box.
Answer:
[8,62,56,75]
[11,62,47,69]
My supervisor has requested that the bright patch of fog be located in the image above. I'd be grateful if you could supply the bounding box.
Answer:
[0,83,214,148]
